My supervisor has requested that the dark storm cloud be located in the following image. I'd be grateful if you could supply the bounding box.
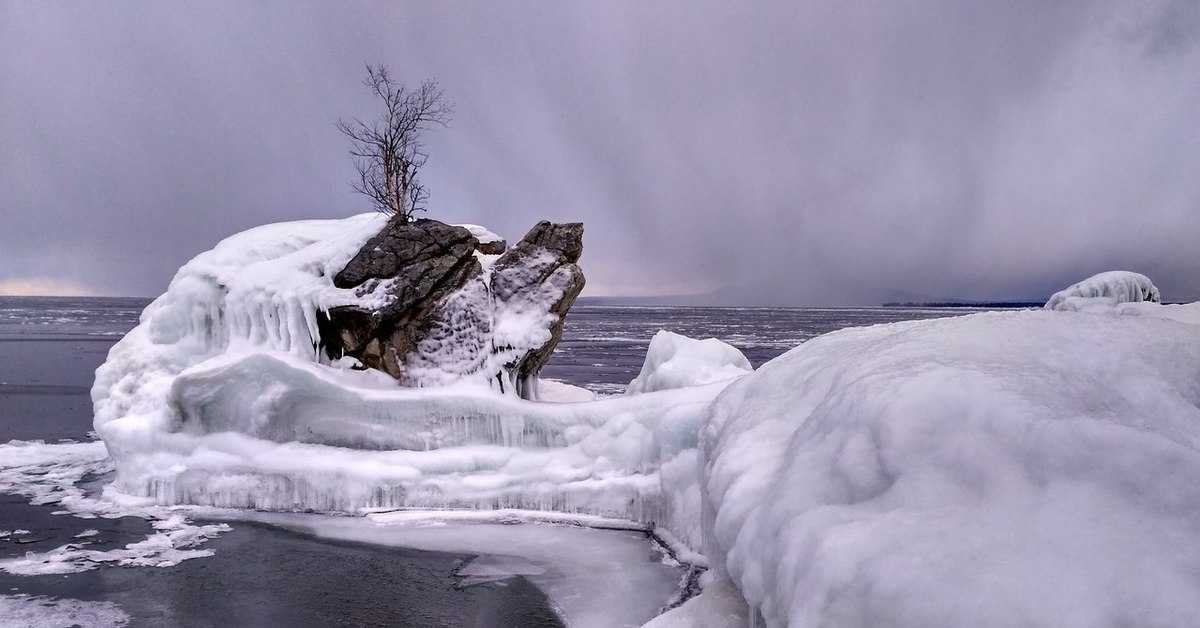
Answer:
[2,1,1197,303]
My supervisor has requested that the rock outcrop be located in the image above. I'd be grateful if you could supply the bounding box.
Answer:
[319,217,584,398]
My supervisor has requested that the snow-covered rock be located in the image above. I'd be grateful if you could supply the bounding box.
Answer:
[321,217,585,396]
[626,331,753,395]
[1044,270,1161,311]
[693,310,1200,627]
[1043,271,1200,325]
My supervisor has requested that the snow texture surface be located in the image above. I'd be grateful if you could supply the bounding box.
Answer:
[626,331,753,395]
[697,309,1200,628]
[1044,270,1161,310]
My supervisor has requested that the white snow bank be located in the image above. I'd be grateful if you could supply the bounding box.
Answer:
[627,331,752,395]
[698,310,1200,628]
[1044,270,1161,311]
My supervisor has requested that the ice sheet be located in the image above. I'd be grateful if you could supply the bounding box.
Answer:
[231,510,684,628]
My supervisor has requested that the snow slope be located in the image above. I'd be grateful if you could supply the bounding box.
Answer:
[685,309,1200,628]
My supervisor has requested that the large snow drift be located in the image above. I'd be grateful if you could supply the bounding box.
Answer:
[693,310,1200,627]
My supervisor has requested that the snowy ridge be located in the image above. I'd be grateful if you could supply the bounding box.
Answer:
[681,309,1200,627]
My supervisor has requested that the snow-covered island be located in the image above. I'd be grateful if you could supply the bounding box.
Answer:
[89,212,1200,628]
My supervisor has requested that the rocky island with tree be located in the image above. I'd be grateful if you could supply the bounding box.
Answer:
[322,65,586,398]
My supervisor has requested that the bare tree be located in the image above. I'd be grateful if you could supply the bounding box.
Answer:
[337,65,453,223]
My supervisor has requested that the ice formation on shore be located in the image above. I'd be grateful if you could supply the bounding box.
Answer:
[91,215,748,551]
[1044,270,1160,310]
[1044,270,1200,325]
[90,218,1200,628]
[626,330,753,395]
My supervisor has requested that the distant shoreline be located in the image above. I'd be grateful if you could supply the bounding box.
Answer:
[880,301,1044,308]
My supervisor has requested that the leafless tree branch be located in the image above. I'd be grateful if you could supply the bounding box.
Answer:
[337,64,453,223]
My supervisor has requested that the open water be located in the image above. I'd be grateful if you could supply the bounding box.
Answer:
[0,297,978,627]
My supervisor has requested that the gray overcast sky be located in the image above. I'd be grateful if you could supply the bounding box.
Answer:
[2,1,1198,304]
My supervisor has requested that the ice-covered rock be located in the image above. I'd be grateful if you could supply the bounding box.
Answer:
[1044,270,1161,311]
[693,310,1200,627]
[90,212,721,549]
[1042,270,1200,325]
[319,217,585,395]
[627,331,752,395]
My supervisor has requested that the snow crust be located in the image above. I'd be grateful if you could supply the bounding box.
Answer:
[1044,270,1161,311]
[626,331,753,395]
[696,310,1200,627]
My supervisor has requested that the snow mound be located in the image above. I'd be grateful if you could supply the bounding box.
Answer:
[458,223,504,245]
[627,331,752,395]
[1044,270,1161,311]
[697,310,1200,627]
[1043,271,1200,325]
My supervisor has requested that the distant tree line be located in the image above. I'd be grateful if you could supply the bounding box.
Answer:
[881,301,1044,308]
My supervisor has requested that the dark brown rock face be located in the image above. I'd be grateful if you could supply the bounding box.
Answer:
[318,217,584,398]
[321,218,482,378]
